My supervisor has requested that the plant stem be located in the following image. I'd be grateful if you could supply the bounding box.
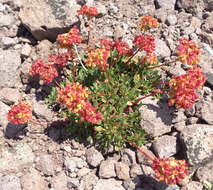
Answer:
[123,137,154,161]
[54,79,62,89]
[126,48,140,65]
[148,59,177,69]
[29,119,45,126]
[72,62,75,83]
[73,44,87,71]
[105,70,111,82]
[152,81,169,87]
[133,92,156,105]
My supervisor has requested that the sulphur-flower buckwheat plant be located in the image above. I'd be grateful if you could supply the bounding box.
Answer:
[8,5,208,185]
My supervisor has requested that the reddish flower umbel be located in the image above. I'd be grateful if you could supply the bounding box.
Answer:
[77,5,98,19]
[8,100,32,125]
[152,158,188,184]
[48,52,72,68]
[85,48,110,70]
[168,66,206,109]
[114,40,132,56]
[57,26,82,49]
[137,16,159,32]
[141,53,158,65]
[133,35,155,53]
[79,101,102,124]
[178,38,201,65]
[57,82,90,113]
[99,38,113,51]
[30,59,58,84]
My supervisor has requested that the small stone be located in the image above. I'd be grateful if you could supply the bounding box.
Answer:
[1,37,17,48]
[115,162,130,180]
[0,88,21,105]
[99,159,116,179]
[172,110,187,123]
[21,43,32,57]
[36,154,55,176]
[152,135,178,158]
[136,146,156,166]
[86,147,104,167]
[166,14,177,26]
[0,175,21,190]
[81,173,98,190]
[36,39,53,58]
[77,167,90,177]
[67,177,80,189]
[130,164,143,178]
[96,3,107,16]
[155,0,176,10]
[21,168,46,190]
[198,100,213,124]
[94,179,125,190]
[63,145,72,152]
[51,172,68,190]
[123,177,141,190]
[121,148,136,165]
[181,181,203,190]
[174,121,186,132]
[0,14,15,27]
[64,157,77,173]
[114,26,124,40]
[195,160,213,184]
[155,38,171,58]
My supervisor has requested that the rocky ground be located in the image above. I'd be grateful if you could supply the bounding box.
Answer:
[0,0,213,189]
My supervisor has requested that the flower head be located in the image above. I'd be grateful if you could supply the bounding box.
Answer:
[168,66,206,109]
[57,82,90,113]
[114,40,132,56]
[85,48,110,70]
[8,100,32,125]
[48,52,73,68]
[152,158,188,184]
[133,35,155,53]
[79,101,102,124]
[30,59,58,84]
[77,5,98,19]
[137,16,159,32]
[178,38,201,65]
[100,38,113,50]
[57,26,82,49]
[141,53,158,65]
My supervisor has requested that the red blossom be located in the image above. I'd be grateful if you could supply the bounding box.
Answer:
[168,66,206,109]
[178,38,201,65]
[85,48,110,70]
[152,158,188,184]
[57,82,90,113]
[99,38,113,50]
[77,5,98,19]
[48,52,73,68]
[57,26,82,49]
[79,101,102,124]
[133,35,155,53]
[30,59,58,84]
[137,16,159,32]
[141,53,158,65]
[114,40,132,56]
[8,100,32,125]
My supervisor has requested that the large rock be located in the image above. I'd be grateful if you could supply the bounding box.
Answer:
[0,175,21,190]
[196,100,213,124]
[0,49,21,88]
[155,0,176,10]
[179,124,213,166]
[176,0,205,14]
[19,0,81,41]
[0,143,35,172]
[140,97,173,137]
[93,179,125,190]
[99,159,116,179]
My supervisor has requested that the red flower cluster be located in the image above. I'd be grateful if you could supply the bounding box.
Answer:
[114,40,132,56]
[57,83,102,124]
[178,38,201,65]
[99,38,113,51]
[168,66,206,109]
[77,5,98,19]
[85,48,110,70]
[48,52,72,68]
[137,16,159,32]
[30,58,58,84]
[79,101,102,124]
[133,34,155,53]
[152,158,188,184]
[57,26,82,49]
[8,100,32,125]
[141,53,157,65]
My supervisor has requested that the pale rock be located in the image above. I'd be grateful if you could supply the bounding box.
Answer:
[94,179,125,190]
[21,43,32,57]
[51,172,68,190]
[181,181,203,190]
[86,147,104,167]
[99,159,116,179]
[0,175,21,190]
[36,154,55,176]
[0,88,21,105]
[155,0,176,10]
[115,162,130,180]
